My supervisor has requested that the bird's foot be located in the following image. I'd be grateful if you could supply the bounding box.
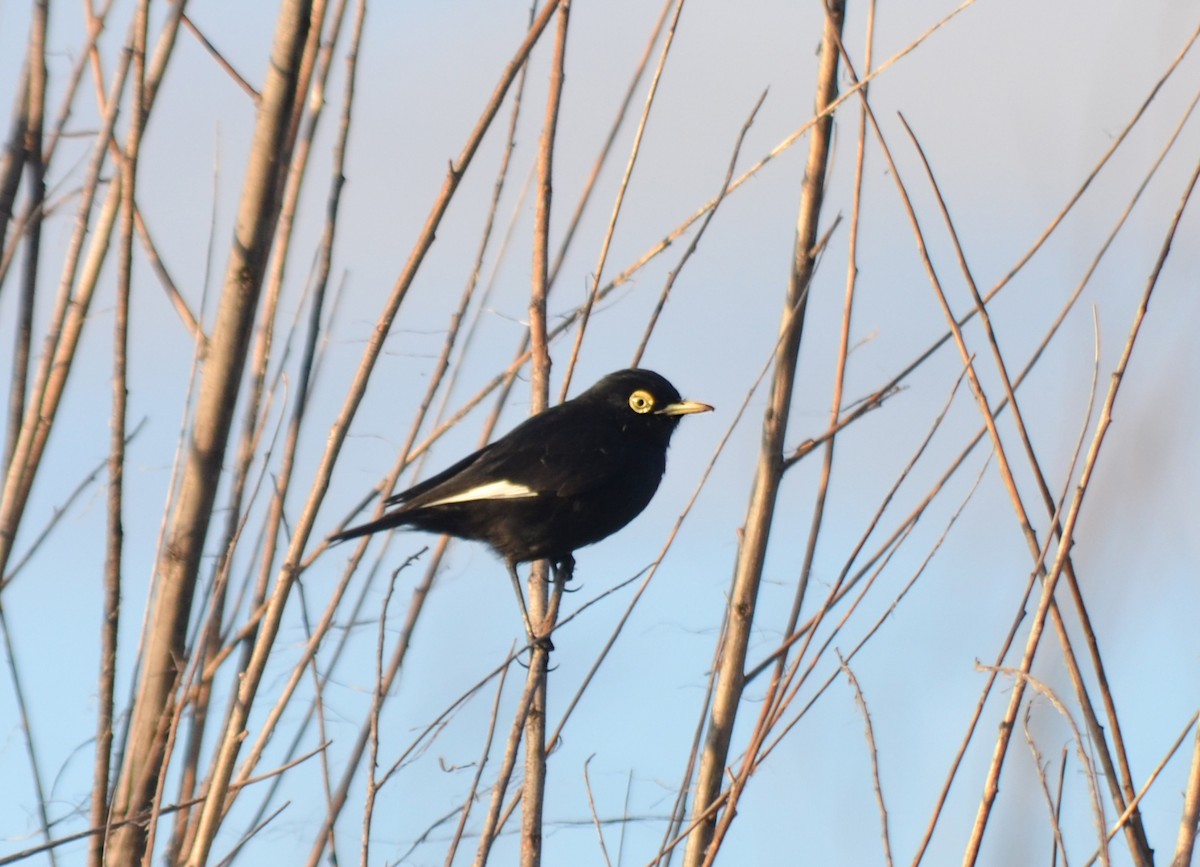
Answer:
[552,554,575,583]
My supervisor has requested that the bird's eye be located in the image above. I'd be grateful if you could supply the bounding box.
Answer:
[628,390,655,414]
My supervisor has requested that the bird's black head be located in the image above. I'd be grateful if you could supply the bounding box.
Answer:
[578,369,713,443]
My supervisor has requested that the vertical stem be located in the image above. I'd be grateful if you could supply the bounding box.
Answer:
[0,66,29,264]
[523,5,569,865]
[106,4,313,865]
[5,3,46,491]
[960,154,1200,866]
[0,602,57,864]
[1172,723,1200,867]
[0,14,139,577]
[682,2,844,864]
[92,2,147,862]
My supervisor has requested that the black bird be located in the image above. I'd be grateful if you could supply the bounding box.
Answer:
[330,369,712,639]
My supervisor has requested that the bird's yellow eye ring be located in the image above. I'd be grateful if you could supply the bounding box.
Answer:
[629,389,655,414]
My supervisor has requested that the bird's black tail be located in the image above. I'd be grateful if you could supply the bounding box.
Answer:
[328,512,411,545]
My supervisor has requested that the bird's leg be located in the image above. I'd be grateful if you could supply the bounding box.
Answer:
[551,554,575,584]
[540,555,573,646]
[505,559,540,646]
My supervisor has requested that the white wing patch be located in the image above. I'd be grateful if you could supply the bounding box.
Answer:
[425,480,539,507]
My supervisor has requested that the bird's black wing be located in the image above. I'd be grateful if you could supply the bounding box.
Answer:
[384,444,494,507]
[390,403,632,509]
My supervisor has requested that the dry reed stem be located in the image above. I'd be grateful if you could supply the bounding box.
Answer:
[716,371,980,826]
[1079,713,1200,866]
[840,43,1156,859]
[648,226,842,864]
[6,0,48,511]
[760,442,992,781]
[1,420,142,586]
[962,153,1200,866]
[245,45,529,841]
[222,0,331,716]
[132,207,205,344]
[1054,747,1070,867]
[1175,722,1200,867]
[655,616,725,865]
[122,5,314,864]
[521,4,570,861]
[181,13,260,99]
[147,239,220,864]
[775,0,875,679]
[685,5,844,863]
[94,5,148,865]
[0,0,192,578]
[42,1,115,164]
[761,367,975,716]
[897,112,1152,861]
[757,2,878,775]
[186,8,350,848]
[188,0,566,851]
[0,34,129,575]
[0,67,29,270]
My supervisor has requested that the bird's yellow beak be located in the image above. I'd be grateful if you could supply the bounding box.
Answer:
[658,399,714,417]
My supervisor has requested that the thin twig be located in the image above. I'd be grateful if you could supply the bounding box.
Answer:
[561,0,686,398]
[181,13,260,99]
[962,152,1200,866]
[583,755,616,867]
[987,666,1109,864]
[1023,707,1071,867]
[896,109,1152,861]
[631,88,767,366]
[444,646,515,866]
[0,743,330,867]
[838,652,893,867]
[690,3,845,860]
[360,562,403,866]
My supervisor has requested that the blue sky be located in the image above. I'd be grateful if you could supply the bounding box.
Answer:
[1,1,1198,864]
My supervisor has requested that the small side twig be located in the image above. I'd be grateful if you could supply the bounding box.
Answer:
[361,563,403,866]
[838,652,893,867]
[631,87,767,366]
[583,755,615,867]
[1022,708,1070,867]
